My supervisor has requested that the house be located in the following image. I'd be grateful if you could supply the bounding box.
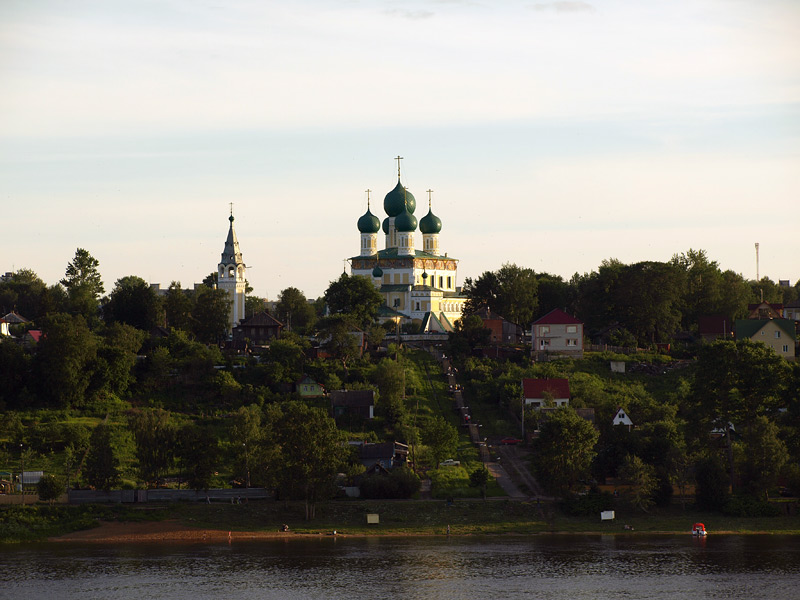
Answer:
[330,390,375,420]
[612,407,633,428]
[734,319,796,359]
[358,441,409,470]
[1,311,29,336]
[747,302,783,320]
[232,311,283,347]
[295,375,325,398]
[522,378,570,408]
[474,307,523,345]
[784,299,800,322]
[531,309,584,360]
[24,330,42,346]
[698,316,733,342]
[0,317,8,337]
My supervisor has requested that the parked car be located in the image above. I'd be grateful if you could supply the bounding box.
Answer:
[500,437,522,445]
[439,459,461,467]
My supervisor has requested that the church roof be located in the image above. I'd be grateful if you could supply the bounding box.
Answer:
[220,214,243,265]
[383,179,416,217]
[357,208,381,234]
[419,208,442,234]
[351,247,457,262]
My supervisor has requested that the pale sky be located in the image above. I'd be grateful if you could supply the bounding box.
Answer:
[1,0,798,300]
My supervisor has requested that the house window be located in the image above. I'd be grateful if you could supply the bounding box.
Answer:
[539,326,550,335]
[783,345,789,352]
[566,325,577,333]
[566,339,577,347]
[540,339,550,348]
[775,331,781,338]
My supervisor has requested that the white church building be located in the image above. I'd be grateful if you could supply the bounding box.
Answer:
[349,160,466,332]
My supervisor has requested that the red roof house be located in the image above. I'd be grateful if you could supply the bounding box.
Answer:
[522,378,571,408]
[531,309,584,360]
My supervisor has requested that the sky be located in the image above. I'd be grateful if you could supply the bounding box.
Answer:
[1,0,798,300]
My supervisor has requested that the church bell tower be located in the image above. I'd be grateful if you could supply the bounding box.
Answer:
[217,207,246,332]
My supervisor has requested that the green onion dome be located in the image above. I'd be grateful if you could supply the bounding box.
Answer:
[395,209,417,233]
[382,217,390,234]
[372,265,383,278]
[419,208,442,234]
[357,208,381,233]
[383,180,416,217]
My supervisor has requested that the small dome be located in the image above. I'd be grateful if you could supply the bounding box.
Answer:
[382,217,390,234]
[419,209,442,234]
[395,209,417,233]
[383,180,416,217]
[372,265,383,278]
[357,209,380,233]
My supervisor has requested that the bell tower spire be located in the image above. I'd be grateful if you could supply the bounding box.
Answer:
[217,205,246,332]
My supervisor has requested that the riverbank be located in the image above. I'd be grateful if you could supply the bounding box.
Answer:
[5,498,788,543]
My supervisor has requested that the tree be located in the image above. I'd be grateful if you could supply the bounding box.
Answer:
[463,263,538,327]
[447,314,491,358]
[618,454,658,512]
[37,474,64,505]
[128,408,177,488]
[191,285,231,343]
[323,273,383,328]
[691,339,789,491]
[83,423,120,491]
[694,454,728,511]
[423,416,459,468]
[532,407,598,496]
[276,287,316,333]
[61,248,104,320]
[317,315,361,371]
[0,268,63,320]
[164,282,193,331]
[267,402,346,520]
[741,415,788,500]
[104,275,163,330]
[469,466,490,499]
[91,323,146,397]
[33,313,98,406]
[177,423,219,491]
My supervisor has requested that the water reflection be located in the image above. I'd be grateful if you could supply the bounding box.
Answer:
[2,535,799,600]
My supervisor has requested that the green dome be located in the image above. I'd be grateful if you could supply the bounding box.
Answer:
[419,209,442,234]
[357,208,380,233]
[372,265,383,278]
[395,209,417,233]
[382,217,390,234]
[383,180,416,217]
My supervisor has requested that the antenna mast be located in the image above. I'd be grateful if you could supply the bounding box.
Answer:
[755,242,760,281]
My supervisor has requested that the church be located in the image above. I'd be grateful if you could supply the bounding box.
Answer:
[349,159,466,332]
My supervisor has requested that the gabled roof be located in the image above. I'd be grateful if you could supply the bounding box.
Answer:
[735,318,796,341]
[748,302,783,312]
[236,311,284,328]
[698,316,731,335]
[533,309,582,326]
[330,390,374,407]
[522,378,570,399]
[26,330,42,342]
[2,311,29,324]
[296,374,322,387]
[377,305,406,318]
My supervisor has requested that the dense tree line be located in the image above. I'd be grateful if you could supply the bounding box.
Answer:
[463,250,798,345]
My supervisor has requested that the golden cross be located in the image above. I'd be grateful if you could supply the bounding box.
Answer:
[394,155,403,178]
[427,189,433,209]
[365,189,371,208]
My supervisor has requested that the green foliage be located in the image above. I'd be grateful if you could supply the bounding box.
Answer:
[740,415,788,500]
[532,407,599,496]
[323,273,383,328]
[359,467,420,499]
[694,455,729,511]
[560,488,614,516]
[422,416,459,468]
[191,285,232,343]
[37,474,64,504]
[177,422,219,491]
[275,287,316,333]
[468,466,490,499]
[83,423,120,491]
[60,248,104,321]
[617,454,658,512]
[722,495,780,518]
[128,408,177,487]
[104,275,163,330]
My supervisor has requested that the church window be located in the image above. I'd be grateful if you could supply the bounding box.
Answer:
[447,276,451,288]
[439,276,443,288]
[416,302,420,311]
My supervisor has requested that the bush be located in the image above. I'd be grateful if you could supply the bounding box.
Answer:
[560,489,614,516]
[722,495,780,518]
[359,467,420,499]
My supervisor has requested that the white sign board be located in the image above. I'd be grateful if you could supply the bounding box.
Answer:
[601,511,615,521]
[366,514,380,524]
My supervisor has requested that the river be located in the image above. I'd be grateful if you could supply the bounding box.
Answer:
[2,535,798,599]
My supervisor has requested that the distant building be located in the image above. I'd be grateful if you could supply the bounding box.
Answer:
[531,309,584,360]
[349,159,466,331]
[330,390,375,420]
[735,318,796,359]
[747,302,783,320]
[474,307,523,345]
[522,378,571,409]
[698,316,733,342]
[295,375,325,398]
[612,407,634,428]
[232,311,283,347]
[217,209,247,332]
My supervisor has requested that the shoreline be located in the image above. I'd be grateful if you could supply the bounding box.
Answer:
[47,520,785,544]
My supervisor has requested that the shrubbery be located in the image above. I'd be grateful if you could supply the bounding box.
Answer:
[359,467,420,499]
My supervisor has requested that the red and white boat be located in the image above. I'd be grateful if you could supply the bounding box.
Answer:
[692,522,707,536]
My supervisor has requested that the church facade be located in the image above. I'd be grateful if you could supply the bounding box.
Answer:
[349,161,466,331]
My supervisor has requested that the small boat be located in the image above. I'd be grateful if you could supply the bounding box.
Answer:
[692,522,707,536]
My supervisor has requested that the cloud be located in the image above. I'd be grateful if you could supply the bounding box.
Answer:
[384,8,435,20]
[530,1,594,13]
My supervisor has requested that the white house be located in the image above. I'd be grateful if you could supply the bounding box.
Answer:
[522,378,571,409]
[612,407,634,428]
[531,309,584,360]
